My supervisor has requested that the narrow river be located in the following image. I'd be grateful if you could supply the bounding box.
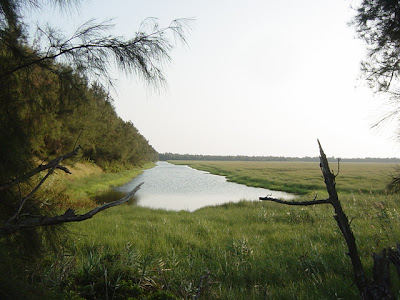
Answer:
[116,161,295,212]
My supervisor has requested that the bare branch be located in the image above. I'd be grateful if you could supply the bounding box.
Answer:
[317,139,370,298]
[261,140,370,298]
[260,140,400,298]
[259,196,330,206]
[334,158,341,178]
[0,145,80,192]
[0,182,143,238]
[5,146,80,223]
[7,164,57,223]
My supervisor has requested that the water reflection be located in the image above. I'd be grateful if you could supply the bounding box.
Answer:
[115,161,295,212]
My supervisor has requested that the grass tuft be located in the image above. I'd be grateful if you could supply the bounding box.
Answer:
[36,161,400,298]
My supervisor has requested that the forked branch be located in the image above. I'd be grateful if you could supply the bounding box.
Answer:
[0,183,143,237]
[259,140,386,299]
[0,146,81,192]
[0,145,144,239]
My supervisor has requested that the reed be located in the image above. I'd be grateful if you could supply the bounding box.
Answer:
[171,161,395,196]
[61,161,400,299]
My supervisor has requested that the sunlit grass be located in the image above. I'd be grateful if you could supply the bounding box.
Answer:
[171,161,395,196]
[44,162,155,208]
[66,160,400,299]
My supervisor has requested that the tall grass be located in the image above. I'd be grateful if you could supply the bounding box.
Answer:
[44,161,155,208]
[67,197,399,299]
[171,161,395,196]
[60,163,400,299]
[58,161,400,299]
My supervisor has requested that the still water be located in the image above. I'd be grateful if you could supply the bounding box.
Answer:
[117,161,295,212]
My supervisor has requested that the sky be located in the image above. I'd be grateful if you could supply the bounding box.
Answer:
[30,0,400,158]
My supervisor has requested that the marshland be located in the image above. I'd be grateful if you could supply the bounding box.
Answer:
[50,159,400,299]
[2,1,400,299]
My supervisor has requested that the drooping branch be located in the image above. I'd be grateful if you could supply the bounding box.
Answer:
[0,145,80,192]
[0,182,143,238]
[0,18,192,88]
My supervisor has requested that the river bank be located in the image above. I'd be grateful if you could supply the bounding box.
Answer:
[55,160,399,299]
[45,160,155,208]
[116,161,295,211]
[170,160,396,195]
[15,159,398,299]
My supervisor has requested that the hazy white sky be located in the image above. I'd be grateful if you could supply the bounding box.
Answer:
[34,0,400,158]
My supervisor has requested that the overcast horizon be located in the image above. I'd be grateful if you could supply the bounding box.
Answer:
[157,151,400,159]
[31,0,400,159]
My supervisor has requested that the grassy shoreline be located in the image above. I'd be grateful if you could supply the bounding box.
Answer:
[46,161,155,208]
[169,160,395,196]
[56,160,400,299]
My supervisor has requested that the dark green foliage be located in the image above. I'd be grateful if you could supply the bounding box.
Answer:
[386,165,400,193]
[0,0,170,298]
[50,72,158,170]
[0,20,157,295]
[352,0,400,92]
[351,1,400,142]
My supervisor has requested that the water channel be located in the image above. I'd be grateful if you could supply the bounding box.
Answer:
[116,161,295,212]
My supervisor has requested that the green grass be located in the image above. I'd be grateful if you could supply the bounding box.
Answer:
[66,165,151,197]
[46,162,155,207]
[65,162,154,198]
[55,160,400,299]
[67,197,399,299]
[170,161,395,196]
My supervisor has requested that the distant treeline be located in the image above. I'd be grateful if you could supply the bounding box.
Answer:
[158,153,400,163]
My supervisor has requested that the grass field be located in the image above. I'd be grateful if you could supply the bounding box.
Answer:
[170,161,396,196]
[59,160,400,299]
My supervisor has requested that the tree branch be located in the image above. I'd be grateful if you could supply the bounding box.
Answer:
[7,163,58,223]
[0,182,143,238]
[259,196,330,206]
[0,145,80,192]
[0,18,191,83]
[317,139,370,298]
[260,140,371,298]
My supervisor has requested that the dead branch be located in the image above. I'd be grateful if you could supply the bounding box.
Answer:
[5,146,81,223]
[194,271,211,300]
[259,196,330,206]
[371,249,392,298]
[259,140,399,299]
[317,140,370,298]
[0,183,143,238]
[7,165,58,223]
[0,146,80,192]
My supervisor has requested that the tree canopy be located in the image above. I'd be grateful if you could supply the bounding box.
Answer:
[352,0,400,92]
[0,1,189,288]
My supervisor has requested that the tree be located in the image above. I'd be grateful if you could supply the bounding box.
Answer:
[0,1,190,235]
[352,0,400,93]
[0,2,189,296]
[352,0,400,191]
[1,1,190,84]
